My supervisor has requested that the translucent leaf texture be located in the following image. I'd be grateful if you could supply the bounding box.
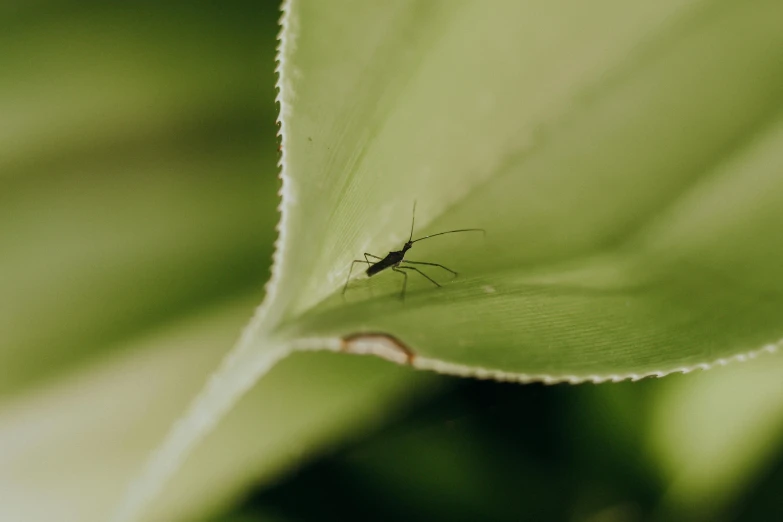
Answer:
[117,0,783,519]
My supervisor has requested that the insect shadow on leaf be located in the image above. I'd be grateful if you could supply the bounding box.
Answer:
[343,202,485,301]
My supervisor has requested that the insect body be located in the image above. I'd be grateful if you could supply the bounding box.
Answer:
[343,202,484,300]
[366,248,408,277]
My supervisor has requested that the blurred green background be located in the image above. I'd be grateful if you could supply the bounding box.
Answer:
[1,2,782,522]
[0,0,280,394]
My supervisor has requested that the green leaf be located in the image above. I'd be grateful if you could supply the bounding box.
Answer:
[269,0,783,378]
[0,294,436,522]
[117,0,783,518]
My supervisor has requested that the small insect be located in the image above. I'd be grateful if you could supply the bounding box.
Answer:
[343,202,484,300]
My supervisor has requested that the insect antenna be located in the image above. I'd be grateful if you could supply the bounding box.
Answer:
[411,228,485,243]
[409,200,417,242]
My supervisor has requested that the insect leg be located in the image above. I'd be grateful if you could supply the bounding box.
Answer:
[391,266,408,301]
[363,254,382,298]
[397,266,441,288]
[400,260,457,277]
[343,259,372,295]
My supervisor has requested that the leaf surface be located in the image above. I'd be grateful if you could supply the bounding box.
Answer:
[271,0,783,377]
